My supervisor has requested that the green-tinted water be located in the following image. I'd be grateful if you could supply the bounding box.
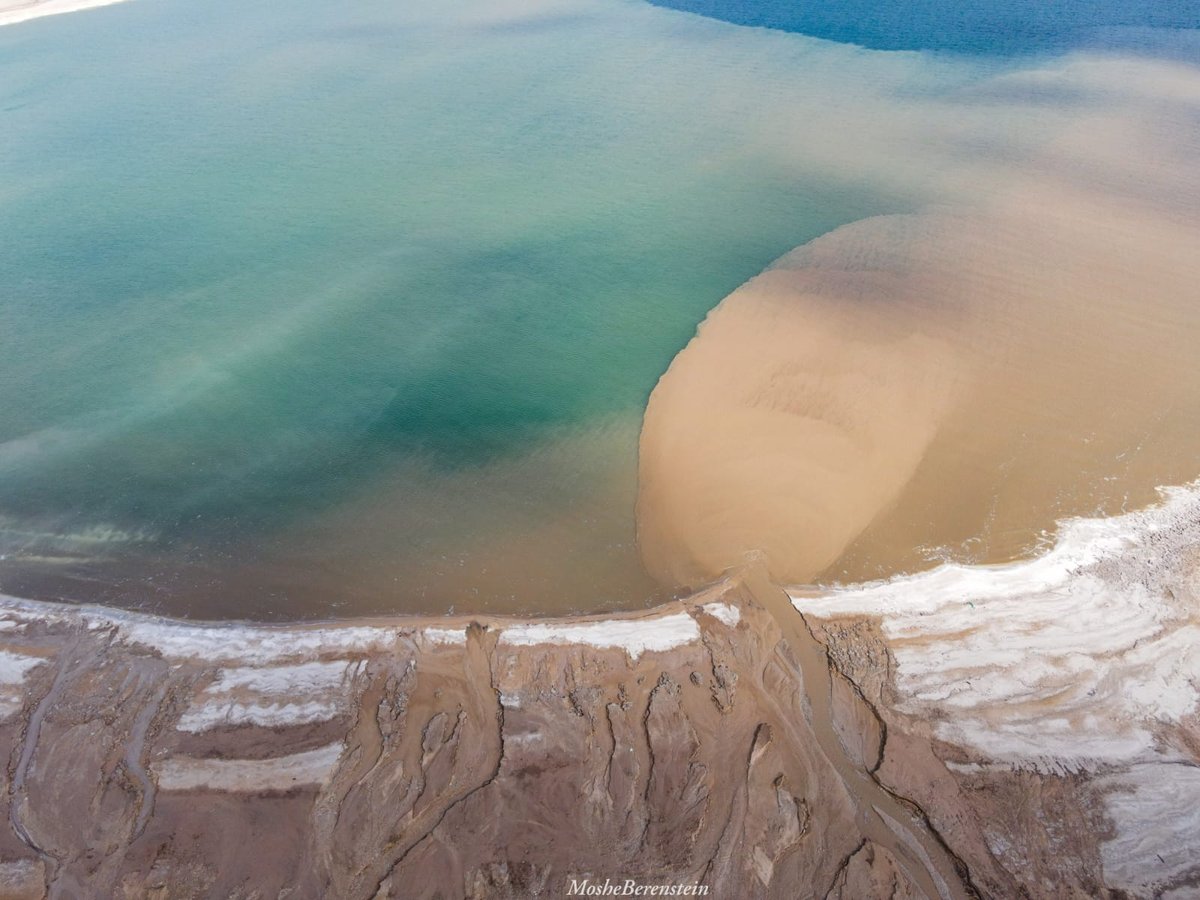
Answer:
[1,0,906,617]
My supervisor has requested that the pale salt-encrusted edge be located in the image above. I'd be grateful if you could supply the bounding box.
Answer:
[0,0,131,28]
[790,481,1200,767]
[153,742,345,792]
[500,611,701,660]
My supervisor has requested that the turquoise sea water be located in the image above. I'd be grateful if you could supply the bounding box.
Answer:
[0,0,1195,618]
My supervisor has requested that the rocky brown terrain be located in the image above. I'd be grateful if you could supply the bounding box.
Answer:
[0,538,1194,899]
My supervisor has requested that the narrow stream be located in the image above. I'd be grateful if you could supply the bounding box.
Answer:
[744,566,974,900]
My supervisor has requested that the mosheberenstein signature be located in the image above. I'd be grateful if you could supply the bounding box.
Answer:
[567,878,710,896]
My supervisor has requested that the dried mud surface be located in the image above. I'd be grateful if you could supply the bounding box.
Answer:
[0,568,1190,899]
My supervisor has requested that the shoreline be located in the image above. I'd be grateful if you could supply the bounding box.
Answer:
[0,570,1001,897]
[6,471,1197,630]
[0,481,1196,895]
[1,4,1197,893]
[0,0,129,27]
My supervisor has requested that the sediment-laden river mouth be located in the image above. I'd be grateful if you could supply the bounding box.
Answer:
[1,2,1199,895]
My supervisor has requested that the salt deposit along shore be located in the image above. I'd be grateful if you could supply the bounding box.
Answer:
[0,487,1196,897]
[0,0,129,27]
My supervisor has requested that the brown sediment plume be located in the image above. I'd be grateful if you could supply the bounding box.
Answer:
[636,213,967,588]
[638,105,1200,588]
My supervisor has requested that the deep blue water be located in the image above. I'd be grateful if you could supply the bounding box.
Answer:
[647,0,1200,55]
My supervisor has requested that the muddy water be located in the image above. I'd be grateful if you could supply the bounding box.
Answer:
[638,100,1200,589]
[828,175,1200,583]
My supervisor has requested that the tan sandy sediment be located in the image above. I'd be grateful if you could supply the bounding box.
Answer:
[638,98,1200,589]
